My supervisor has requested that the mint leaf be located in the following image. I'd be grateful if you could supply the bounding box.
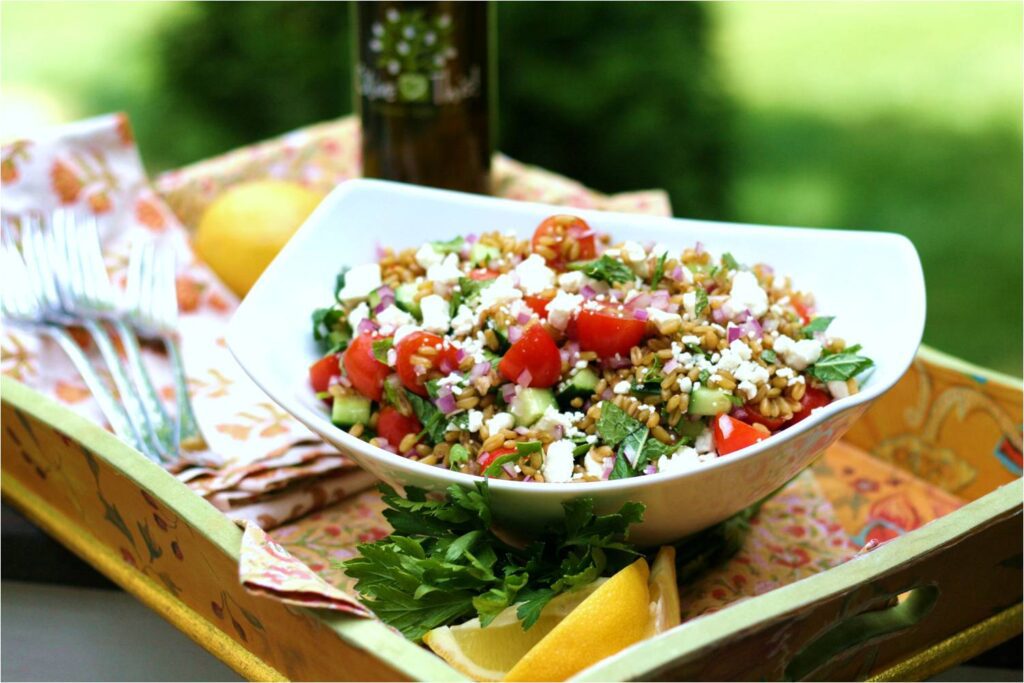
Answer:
[596,402,645,447]
[568,255,634,284]
[483,451,521,477]
[333,266,350,301]
[809,352,874,382]
[802,316,835,338]
[761,349,777,364]
[372,337,394,364]
[408,393,447,444]
[448,444,470,469]
[722,252,740,271]
[431,236,464,255]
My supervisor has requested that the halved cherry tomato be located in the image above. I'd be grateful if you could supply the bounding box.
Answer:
[791,298,813,325]
[309,353,341,394]
[713,414,767,456]
[395,331,460,396]
[467,268,499,281]
[376,406,422,451]
[343,333,391,401]
[531,215,597,268]
[790,386,831,425]
[576,305,648,359]
[498,324,562,388]
[732,404,788,432]
[478,446,517,471]
[524,295,551,319]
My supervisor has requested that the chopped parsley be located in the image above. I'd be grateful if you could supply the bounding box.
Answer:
[448,444,470,469]
[722,252,740,271]
[802,316,835,338]
[372,338,394,364]
[695,287,709,317]
[650,252,668,288]
[760,349,778,364]
[430,236,465,255]
[311,307,351,353]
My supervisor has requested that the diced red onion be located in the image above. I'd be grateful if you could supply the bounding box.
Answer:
[501,383,517,404]
[643,463,658,475]
[603,354,631,370]
[740,316,764,341]
[671,265,684,281]
[663,359,679,374]
[455,347,467,362]
[601,457,615,479]
[516,368,533,387]
[514,426,530,435]
[581,285,597,299]
[465,233,478,244]
[476,450,490,464]
[435,390,457,415]
[695,241,705,255]
[439,358,457,374]
[470,361,491,379]
[373,286,395,313]
[374,242,387,260]
[727,325,742,343]
[502,463,518,478]
[508,326,523,343]
[516,310,532,325]
[413,364,427,377]
[711,307,728,324]
[705,282,718,295]
[601,389,614,401]
[549,425,564,440]
[522,475,533,483]
[758,263,774,276]
[357,318,378,336]
[633,309,649,321]
[626,292,651,309]
[649,290,671,310]
[337,374,352,388]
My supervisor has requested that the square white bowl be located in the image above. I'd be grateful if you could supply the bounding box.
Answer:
[227,179,925,545]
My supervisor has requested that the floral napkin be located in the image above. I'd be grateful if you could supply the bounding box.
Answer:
[0,113,368,526]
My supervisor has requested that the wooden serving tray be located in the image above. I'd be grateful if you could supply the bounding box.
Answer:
[3,346,1020,681]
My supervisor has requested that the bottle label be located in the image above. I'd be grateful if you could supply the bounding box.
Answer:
[358,7,481,106]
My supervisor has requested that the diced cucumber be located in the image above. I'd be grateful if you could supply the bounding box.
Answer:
[688,387,732,416]
[675,417,706,438]
[332,395,371,428]
[511,388,557,427]
[394,283,421,318]
[470,242,501,266]
[367,288,383,311]
[557,367,599,403]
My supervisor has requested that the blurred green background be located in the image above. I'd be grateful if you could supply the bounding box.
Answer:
[2,1,1020,375]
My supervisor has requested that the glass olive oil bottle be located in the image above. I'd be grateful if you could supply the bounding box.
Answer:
[354,1,493,194]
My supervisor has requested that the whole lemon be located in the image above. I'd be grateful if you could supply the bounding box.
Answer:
[195,180,323,297]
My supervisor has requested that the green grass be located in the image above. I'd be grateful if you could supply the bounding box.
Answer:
[712,2,1023,375]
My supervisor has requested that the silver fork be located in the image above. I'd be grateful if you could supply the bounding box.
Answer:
[127,238,208,453]
[1,217,140,449]
[24,210,164,462]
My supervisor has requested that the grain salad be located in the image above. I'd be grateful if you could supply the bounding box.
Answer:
[308,214,874,483]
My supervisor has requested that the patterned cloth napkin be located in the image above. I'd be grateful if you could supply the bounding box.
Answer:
[0,113,368,526]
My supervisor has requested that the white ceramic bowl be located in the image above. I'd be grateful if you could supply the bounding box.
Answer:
[227,179,925,545]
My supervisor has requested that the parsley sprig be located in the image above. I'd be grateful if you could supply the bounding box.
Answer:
[567,254,635,284]
[342,482,644,641]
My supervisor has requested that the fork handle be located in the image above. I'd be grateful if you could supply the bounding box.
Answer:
[42,325,140,450]
[164,334,207,452]
[82,319,162,462]
[112,320,176,457]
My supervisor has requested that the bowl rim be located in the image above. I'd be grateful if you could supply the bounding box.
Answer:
[228,178,926,496]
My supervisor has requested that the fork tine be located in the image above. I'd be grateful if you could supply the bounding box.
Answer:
[124,236,145,313]
[156,246,178,330]
[82,214,114,307]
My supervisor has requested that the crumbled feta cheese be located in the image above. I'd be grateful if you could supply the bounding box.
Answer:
[415,244,445,270]
[737,380,758,400]
[646,308,682,329]
[375,304,415,332]
[450,304,477,336]
[650,243,672,258]
[479,274,523,309]
[657,446,703,474]
[575,360,589,370]
[466,409,484,433]
[557,270,586,293]
[485,412,515,436]
[336,263,381,301]
[682,291,697,316]
[534,405,584,438]
[734,361,770,388]
[347,302,370,331]
[515,254,556,295]
[681,334,701,346]
[542,440,576,483]
[613,380,632,395]
[827,380,850,399]
[716,340,753,373]
[620,241,649,276]
[427,253,463,285]
[727,271,769,318]
[584,448,607,479]
[393,324,419,343]
[695,427,714,454]
[677,376,693,394]
[546,290,583,330]
[773,335,823,371]
[420,294,451,333]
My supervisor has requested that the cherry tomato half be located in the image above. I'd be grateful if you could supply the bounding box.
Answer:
[344,333,391,401]
[576,305,648,359]
[531,215,597,268]
[790,386,832,425]
[395,331,460,396]
[731,404,788,432]
[467,268,500,281]
[309,353,341,395]
[524,295,551,319]
[713,414,767,456]
[498,324,562,388]
[478,446,517,471]
[791,298,813,325]
[376,406,422,451]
